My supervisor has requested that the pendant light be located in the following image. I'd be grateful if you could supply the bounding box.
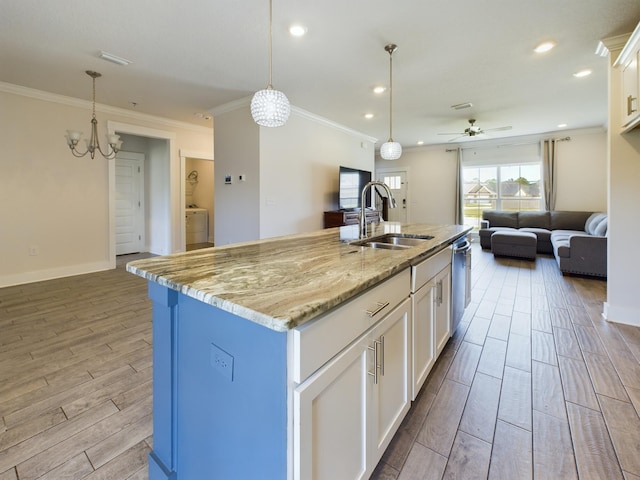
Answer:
[65,71,122,159]
[380,44,402,160]
[251,0,290,127]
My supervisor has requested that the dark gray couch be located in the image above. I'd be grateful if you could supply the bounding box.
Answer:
[479,210,608,277]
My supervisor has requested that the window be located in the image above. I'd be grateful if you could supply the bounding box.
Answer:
[463,163,542,229]
[383,175,402,189]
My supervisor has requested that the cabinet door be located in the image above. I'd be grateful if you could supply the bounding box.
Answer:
[294,337,371,480]
[434,265,452,357]
[370,297,412,462]
[622,50,639,127]
[411,281,436,400]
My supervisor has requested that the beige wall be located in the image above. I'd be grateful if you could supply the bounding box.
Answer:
[213,103,375,245]
[376,128,607,225]
[0,84,212,287]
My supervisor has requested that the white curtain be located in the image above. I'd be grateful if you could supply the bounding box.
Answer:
[542,139,557,211]
[454,148,464,224]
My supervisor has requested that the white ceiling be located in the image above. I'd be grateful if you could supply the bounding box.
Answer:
[2,1,639,148]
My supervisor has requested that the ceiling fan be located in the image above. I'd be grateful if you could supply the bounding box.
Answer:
[438,118,512,141]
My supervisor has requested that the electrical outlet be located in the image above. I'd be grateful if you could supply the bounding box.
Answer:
[210,343,234,381]
[29,245,39,256]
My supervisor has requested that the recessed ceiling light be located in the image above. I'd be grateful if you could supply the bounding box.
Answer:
[364,113,374,119]
[417,141,424,145]
[289,24,307,37]
[373,86,387,94]
[534,41,556,53]
[573,69,592,78]
[558,123,568,128]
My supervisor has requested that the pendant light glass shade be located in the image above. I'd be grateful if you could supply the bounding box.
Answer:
[251,0,290,127]
[380,140,402,160]
[379,44,401,160]
[251,86,290,127]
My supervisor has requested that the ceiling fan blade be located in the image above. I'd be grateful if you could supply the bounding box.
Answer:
[483,125,512,132]
[448,135,468,142]
[438,132,465,135]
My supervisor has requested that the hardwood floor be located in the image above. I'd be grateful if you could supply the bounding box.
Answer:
[0,244,639,479]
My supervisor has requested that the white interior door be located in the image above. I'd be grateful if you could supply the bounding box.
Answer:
[115,152,145,255]
[376,171,408,223]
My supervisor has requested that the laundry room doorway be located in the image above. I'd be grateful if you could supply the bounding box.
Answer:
[180,150,214,251]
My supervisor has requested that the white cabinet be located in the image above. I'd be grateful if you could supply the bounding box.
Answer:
[410,246,452,399]
[621,50,639,127]
[370,297,411,462]
[433,265,452,357]
[293,271,411,480]
[616,22,640,130]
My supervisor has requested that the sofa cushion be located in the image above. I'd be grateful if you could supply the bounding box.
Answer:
[550,211,592,231]
[593,217,608,237]
[482,210,519,228]
[550,230,587,242]
[520,227,552,243]
[585,213,607,235]
[518,211,551,229]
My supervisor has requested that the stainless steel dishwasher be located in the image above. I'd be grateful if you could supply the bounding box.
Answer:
[451,236,471,333]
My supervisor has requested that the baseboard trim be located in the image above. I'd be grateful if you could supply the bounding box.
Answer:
[602,302,640,327]
[0,261,112,288]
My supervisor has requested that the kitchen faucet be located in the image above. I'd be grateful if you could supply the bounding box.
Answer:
[359,181,398,239]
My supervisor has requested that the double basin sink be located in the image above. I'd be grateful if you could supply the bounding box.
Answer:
[351,233,434,251]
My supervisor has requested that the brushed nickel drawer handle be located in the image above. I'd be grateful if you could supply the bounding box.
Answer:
[367,339,382,384]
[366,301,390,318]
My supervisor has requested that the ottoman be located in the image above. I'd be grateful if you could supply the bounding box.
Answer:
[491,230,537,259]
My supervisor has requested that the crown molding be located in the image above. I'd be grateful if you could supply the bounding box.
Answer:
[210,96,378,144]
[612,23,640,67]
[0,81,213,134]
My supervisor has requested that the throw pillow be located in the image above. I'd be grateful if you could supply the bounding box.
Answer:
[594,217,608,237]
[585,213,606,235]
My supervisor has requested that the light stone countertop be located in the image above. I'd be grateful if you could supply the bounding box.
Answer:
[126,222,472,332]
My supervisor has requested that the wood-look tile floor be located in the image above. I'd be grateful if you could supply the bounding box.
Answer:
[373,243,640,480]
[1,244,639,479]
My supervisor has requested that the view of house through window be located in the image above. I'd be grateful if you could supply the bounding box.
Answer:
[463,163,542,229]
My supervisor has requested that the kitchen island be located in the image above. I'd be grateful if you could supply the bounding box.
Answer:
[127,222,471,480]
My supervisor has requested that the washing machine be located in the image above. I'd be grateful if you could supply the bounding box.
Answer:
[185,208,208,244]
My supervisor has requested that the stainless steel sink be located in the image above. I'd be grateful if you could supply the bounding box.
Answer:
[363,241,411,250]
[373,234,434,246]
[352,233,434,250]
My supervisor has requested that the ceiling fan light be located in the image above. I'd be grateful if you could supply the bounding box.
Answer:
[251,87,291,127]
[380,140,402,160]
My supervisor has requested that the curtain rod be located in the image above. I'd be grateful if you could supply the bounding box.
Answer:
[445,136,571,152]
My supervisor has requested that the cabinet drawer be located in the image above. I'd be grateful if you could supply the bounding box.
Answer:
[292,269,410,384]
[412,246,452,293]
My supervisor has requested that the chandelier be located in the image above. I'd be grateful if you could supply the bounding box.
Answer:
[65,71,122,159]
[380,44,402,161]
[251,0,291,127]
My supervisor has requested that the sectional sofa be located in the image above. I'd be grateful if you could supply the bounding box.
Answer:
[479,210,608,277]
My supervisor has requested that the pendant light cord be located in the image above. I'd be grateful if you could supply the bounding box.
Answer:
[388,48,393,140]
[268,0,273,89]
[92,74,97,119]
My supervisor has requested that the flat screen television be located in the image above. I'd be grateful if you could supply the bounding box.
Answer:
[339,166,372,210]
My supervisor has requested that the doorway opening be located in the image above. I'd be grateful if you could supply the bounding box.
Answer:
[184,156,215,251]
[376,169,409,223]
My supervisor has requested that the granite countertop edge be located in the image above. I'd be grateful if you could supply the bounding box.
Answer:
[126,223,472,332]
